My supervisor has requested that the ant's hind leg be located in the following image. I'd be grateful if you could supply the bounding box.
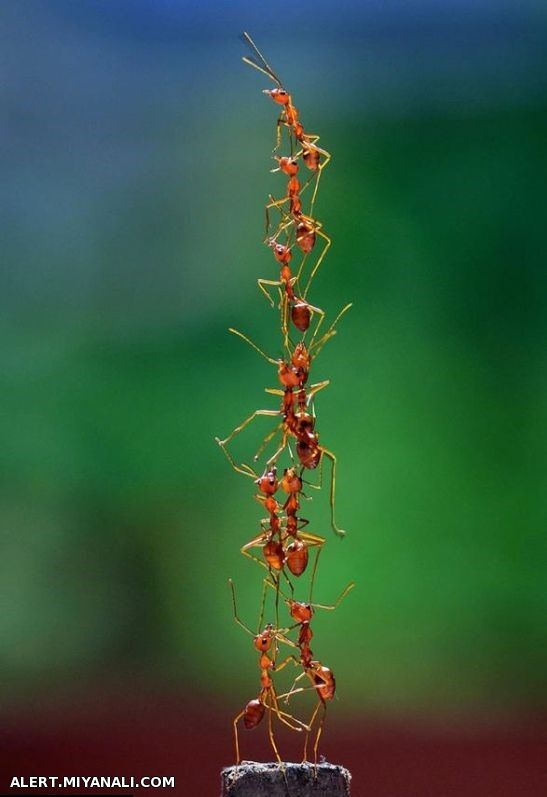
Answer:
[271,690,309,732]
[310,303,353,359]
[233,709,245,765]
[302,700,322,764]
[309,150,332,218]
[312,702,327,769]
[266,692,284,765]
[306,303,326,347]
[229,579,254,637]
[303,227,331,300]
[322,447,346,538]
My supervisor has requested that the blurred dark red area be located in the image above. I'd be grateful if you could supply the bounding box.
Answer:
[1,684,546,797]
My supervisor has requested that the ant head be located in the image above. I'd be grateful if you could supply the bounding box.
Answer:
[254,626,273,652]
[281,467,303,494]
[264,87,290,106]
[268,239,292,264]
[291,342,310,369]
[255,466,278,496]
[277,156,299,177]
[287,600,313,623]
[278,362,307,389]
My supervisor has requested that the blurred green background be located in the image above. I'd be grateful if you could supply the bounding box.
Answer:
[1,0,546,741]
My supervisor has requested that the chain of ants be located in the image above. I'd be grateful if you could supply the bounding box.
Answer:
[216,34,354,771]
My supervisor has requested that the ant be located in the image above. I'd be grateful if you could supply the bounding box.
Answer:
[215,309,351,537]
[229,578,310,764]
[241,32,331,219]
[241,465,326,580]
[258,231,326,350]
[268,557,355,764]
[266,206,333,304]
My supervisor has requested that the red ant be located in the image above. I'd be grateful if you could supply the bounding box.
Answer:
[218,462,324,587]
[229,578,309,764]
[257,232,326,348]
[268,559,355,764]
[241,32,331,219]
[242,465,325,580]
[215,310,351,536]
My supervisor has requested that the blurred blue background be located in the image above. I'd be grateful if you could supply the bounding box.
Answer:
[1,1,546,794]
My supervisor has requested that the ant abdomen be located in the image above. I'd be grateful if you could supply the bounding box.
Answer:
[290,601,313,623]
[291,300,311,332]
[263,539,285,570]
[286,539,308,576]
[243,698,265,729]
[296,439,322,469]
[296,221,316,253]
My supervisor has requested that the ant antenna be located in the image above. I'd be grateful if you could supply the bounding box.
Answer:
[241,32,283,88]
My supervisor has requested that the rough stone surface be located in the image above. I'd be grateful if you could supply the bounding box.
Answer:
[221,761,351,797]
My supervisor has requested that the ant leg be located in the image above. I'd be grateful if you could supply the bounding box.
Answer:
[241,534,270,573]
[258,278,282,308]
[266,211,294,244]
[303,455,323,492]
[301,226,331,300]
[312,702,327,768]
[312,581,356,611]
[281,566,295,596]
[308,546,322,603]
[271,571,281,633]
[266,432,288,467]
[303,302,326,347]
[281,292,291,351]
[257,575,270,632]
[254,422,283,462]
[216,409,280,449]
[321,447,346,538]
[294,251,311,284]
[216,437,258,479]
[264,572,294,604]
[308,150,332,219]
[270,689,309,732]
[266,692,283,764]
[303,700,322,764]
[229,579,254,636]
[287,439,296,466]
[278,671,307,702]
[241,548,271,573]
[233,709,245,765]
[265,193,290,216]
[310,303,353,358]
[307,379,330,401]
[298,530,326,548]
[228,328,278,365]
